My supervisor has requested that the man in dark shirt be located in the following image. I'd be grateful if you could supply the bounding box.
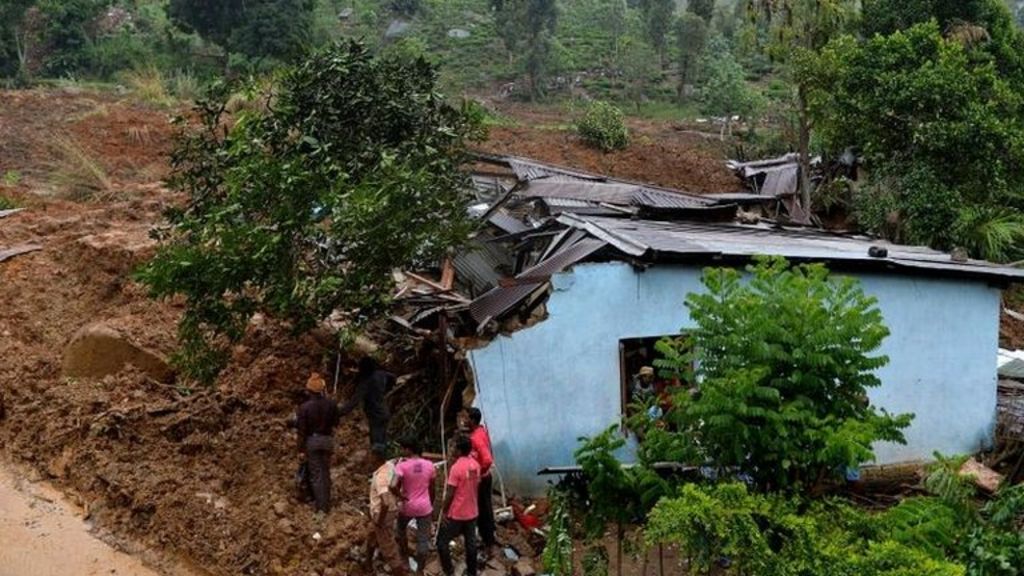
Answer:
[339,357,394,457]
[296,372,340,514]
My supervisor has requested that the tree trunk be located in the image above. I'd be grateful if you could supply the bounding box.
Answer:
[658,544,665,576]
[616,522,624,576]
[797,84,813,217]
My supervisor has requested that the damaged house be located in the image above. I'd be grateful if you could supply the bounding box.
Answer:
[401,155,1024,496]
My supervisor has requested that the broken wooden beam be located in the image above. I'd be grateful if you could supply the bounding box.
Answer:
[0,244,42,263]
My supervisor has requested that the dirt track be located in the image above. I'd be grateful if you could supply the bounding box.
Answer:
[0,463,164,576]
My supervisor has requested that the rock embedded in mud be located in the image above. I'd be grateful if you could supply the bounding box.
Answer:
[62,322,172,382]
[273,501,289,517]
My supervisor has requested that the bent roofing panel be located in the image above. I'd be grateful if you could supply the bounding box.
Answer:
[469,238,607,323]
[521,180,719,210]
[558,214,1024,282]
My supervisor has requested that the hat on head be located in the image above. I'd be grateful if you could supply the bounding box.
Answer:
[639,366,655,377]
[306,372,326,393]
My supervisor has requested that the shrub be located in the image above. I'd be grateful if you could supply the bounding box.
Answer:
[645,483,967,576]
[576,100,629,152]
[655,257,913,492]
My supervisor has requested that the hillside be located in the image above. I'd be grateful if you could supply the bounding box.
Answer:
[0,86,737,575]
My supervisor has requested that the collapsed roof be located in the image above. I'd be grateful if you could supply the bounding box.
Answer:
[392,154,1024,333]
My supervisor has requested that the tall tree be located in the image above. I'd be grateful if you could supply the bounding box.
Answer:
[489,0,558,97]
[675,11,708,100]
[490,0,526,65]
[138,41,482,383]
[36,0,106,76]
[688,0,716,22]
[749,0,858,216]
[697,35,760,136]
[524,0,559,98]
[808,21,1024,260]
[0,0,34,78]
[639,0,676,66]
[167,0,314,71]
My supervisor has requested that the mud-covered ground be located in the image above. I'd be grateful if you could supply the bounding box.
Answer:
[4,86,1016,576]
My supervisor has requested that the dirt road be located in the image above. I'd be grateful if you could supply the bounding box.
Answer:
[0,463,159,576]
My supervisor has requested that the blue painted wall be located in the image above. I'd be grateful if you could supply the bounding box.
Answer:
[469,262,1001,496]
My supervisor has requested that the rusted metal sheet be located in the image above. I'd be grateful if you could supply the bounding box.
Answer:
[469,238,607,323]
[0,244,42,263]
[557,214,1024,282]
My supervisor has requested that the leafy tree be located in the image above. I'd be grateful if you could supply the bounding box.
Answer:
[490,0,526,65]
[638,0,675,66]
[688,0,715,22]
[36,0,107,76]
[138,41,482,383]
[748,0,859,214]
[810,22,1024,259]
[489,0,558,97]
[524,0,559,98]
[0,0,34,79]
[696,36,760,136]
[616,34,659,111]
[675,12,708,100]
[167,0,314,71]
[656,257,912,492]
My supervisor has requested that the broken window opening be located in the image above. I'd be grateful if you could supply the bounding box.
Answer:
[619,335,694,432]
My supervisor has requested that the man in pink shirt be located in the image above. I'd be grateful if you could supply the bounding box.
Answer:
[466,407,498,551]
[437,435,481,576]
[392,436,436,573]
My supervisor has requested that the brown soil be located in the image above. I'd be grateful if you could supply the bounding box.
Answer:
[479,102,741,193]
[0,88,551,576]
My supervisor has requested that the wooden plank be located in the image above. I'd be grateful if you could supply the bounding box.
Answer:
[0,209,24,220]
[0,244,42,263]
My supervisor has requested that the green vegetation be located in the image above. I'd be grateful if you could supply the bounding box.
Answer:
[656,257,912,492]
[548,258,1024,575]
[137,41,482,383]
[577,100,629,151]
[809,16,1024,261]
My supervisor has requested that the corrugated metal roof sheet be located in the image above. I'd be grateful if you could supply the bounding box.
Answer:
[487,210,530,234]
[453,238,514,296]
[521,180,719,210]
[507,158,607,182]
[557,214,1024,282]
[469,238,607,323]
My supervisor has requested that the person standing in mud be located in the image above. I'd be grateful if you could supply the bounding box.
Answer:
[465,407,498,555]
[296,372,339,515]
[339,357,394,457]
[437,435,481,576]
[366,451,410,576]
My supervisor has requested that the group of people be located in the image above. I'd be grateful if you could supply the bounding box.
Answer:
[294,359,498,576]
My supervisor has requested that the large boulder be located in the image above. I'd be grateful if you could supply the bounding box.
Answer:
[62,322,172,382]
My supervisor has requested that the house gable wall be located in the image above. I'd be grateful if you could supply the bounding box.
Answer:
[469,262,1000,496]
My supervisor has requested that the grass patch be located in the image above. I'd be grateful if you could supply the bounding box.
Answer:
[3,170,21,187]
[0,195,16,210]
[50,136,112,200]
[122,67,173,107]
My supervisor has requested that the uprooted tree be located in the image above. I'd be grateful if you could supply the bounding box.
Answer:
[138,41,483,384]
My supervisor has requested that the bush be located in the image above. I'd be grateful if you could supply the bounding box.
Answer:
[654,257,913,492]
[645,483,967,576]
[577,100,629,152]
